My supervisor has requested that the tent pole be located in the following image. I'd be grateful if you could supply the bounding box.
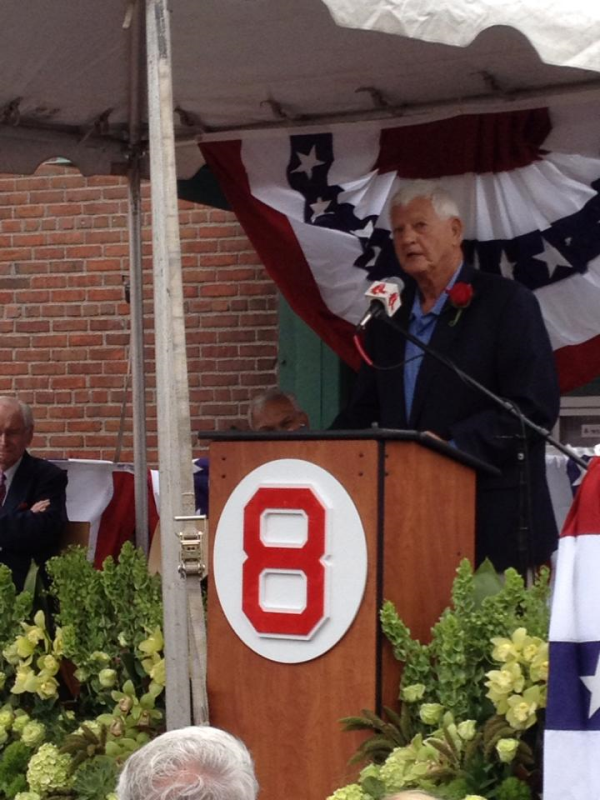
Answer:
[127,155,149,551]
[127,0,149,551]
[146,0,196,729]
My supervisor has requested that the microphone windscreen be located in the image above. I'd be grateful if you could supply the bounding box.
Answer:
[364,277,404,317]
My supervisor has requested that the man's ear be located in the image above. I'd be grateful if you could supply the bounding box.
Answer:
[450,216,463,243]
[25,426,34,447]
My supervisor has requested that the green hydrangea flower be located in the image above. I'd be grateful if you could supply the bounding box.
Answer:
[21,721,46,749]
[12,712,31,735]
[26,743,73,794]
[0,707,15,729]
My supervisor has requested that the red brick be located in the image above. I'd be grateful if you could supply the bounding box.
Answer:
[0,248,28,262]
[52,320,89,331]
[34,363,67,376]
[46,204,83,217]
[52,376,87,389]
[35,421,67,433]
[15,205,45,218]
[48,435,85,447]
[15,320,51,333]
[30,275,68,289]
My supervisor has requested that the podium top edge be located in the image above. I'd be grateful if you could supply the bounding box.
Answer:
[198,428,500,476]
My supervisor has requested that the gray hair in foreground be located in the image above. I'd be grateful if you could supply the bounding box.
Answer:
[385,791,442,800]
[247,387,302,426]
[116,726,259,800]
[390,179,461,221]
[0,396,34,429]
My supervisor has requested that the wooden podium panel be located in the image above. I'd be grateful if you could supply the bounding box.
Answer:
[208,439,380,798]
[380,441,475,708]
[207,435,475,800]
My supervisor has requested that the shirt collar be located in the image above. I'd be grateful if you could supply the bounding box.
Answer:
[3,456,23,482]
[410,264,463,320]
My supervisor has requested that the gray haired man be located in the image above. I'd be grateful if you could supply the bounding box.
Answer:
[116,726,259,800]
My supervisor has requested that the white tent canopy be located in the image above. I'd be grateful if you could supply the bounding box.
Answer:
[322,0,600,73]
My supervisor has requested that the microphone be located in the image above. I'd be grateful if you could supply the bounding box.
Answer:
[356,277,404,331]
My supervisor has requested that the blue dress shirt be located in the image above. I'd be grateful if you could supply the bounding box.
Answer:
[404,267,461,420]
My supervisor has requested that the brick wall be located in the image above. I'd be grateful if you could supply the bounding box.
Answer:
[0,163,279,466]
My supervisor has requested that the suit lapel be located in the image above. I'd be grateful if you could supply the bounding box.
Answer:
[395,282,416,426]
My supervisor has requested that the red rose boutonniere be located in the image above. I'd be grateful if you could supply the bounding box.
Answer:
[445,282,474,327]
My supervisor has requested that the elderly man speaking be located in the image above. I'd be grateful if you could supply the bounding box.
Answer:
[333,180,560,573]
[0,396,68,590]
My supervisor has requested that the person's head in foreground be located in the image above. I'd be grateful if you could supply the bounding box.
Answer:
[116,725,259,800]
[248,388,309,432]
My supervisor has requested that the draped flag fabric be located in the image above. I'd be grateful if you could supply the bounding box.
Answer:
[52,460,159,566]
[201,108,600,392]
[545,457,600,798]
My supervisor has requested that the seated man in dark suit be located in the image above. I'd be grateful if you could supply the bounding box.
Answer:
[0,396,68,590]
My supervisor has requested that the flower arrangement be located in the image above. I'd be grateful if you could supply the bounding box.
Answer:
[0,542,165,800]
[446,282,474,326]
[329,560,550,800]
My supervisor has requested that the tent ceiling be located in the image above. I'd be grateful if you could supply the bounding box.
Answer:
[2,0,600,178]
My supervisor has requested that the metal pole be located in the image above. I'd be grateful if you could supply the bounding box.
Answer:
[127,155,150,550]
[126,0,149,550]
[146,0,197,729]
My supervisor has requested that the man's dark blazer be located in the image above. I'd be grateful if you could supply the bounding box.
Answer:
[0,451,68,590]
[333,264,560,571]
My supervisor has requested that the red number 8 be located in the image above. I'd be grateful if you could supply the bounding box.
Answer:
[242,487,326,637]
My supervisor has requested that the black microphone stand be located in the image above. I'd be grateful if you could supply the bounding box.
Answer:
[364,305,589,578]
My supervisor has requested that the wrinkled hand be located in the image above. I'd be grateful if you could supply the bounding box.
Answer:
[30,499,50,514]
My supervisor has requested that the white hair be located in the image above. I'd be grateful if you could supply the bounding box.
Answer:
[116,726,259,800]
[390,180,461,220]
[0,396,34,429]
[385,792,441,800]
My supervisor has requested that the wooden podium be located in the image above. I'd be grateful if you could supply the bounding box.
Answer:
[206,431,481,800]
